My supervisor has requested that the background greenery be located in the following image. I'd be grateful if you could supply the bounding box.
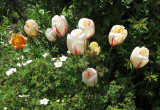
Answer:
[0,0,160,109]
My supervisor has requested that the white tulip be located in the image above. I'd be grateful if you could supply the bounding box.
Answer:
[108,25,127,46]
[82,68,98,87]
[24,19,39,37]
[78,18,95,39]
[45,28,56,41]
[52,15,68,37]
[67,29,86,55]
[130,47,149,69]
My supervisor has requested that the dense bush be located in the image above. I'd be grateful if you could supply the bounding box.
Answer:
[0,0,160,109]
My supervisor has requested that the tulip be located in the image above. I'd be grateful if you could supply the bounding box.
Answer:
[45,28,56,41]
[130,47,149,69]
[89,41,100,56]
[24,19,39,37]
[78,18,95,39]
[9,33,27,50]
[82,68,98,87]
[52,15,68,37]
[108,25,128,46]
[67,29,86,55]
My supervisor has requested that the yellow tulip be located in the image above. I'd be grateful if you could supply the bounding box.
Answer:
[89,41,100,56]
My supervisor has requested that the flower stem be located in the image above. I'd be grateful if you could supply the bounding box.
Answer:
[103,46,113,81]
[127,68,135,78]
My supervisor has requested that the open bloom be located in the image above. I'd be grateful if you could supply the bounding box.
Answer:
[45,28,56,41]
[60,55,67,61]
[52,15,68,37]
[40,98,49,105]
[130,47,149,69]
[24,19,39,37]
[78,18,95,39]
[108,25,128,46]
[67,29,86,55]
[9,33,27,50]
[89,41,100,56]
[54,61,62,68]
[82,68,98,87]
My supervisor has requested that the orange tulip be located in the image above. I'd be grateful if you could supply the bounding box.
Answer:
[9,33,27,50]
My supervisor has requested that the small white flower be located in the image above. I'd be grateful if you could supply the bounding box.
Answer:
[10,68,17,72]
[51,58,56,61]
[57,99,60,103]
[23,63,27,66]
[40,98,49,105]
[6,68,17,76]
[0,42,5,45]
[17,63,23,67]
[6,70,13,76]
[19,95,29,98]
[0,91,1,93]
[21,56,24,59]
[60,55,67,61]
[67,51,70,54]
[4,107,7,110]
[54,61,62,68]
[42,53,50,57]
[17,56,24,60]
[26,60,32,64]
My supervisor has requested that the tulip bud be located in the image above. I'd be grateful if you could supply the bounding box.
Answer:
[45,28,56,41]
[82,68,98,87]
[67,29,86,55]
[78,18,95,39]
[24,19,39,37]
[96,66,104,77]
[108,25,128,46]
[130,47,149,69]
[89,41,100,56]
[9,33,27,50]
[52,15,68,37]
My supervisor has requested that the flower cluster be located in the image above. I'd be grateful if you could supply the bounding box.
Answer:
[53,55,67,68]
[11,15,149,89]
[17,60,32,67]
